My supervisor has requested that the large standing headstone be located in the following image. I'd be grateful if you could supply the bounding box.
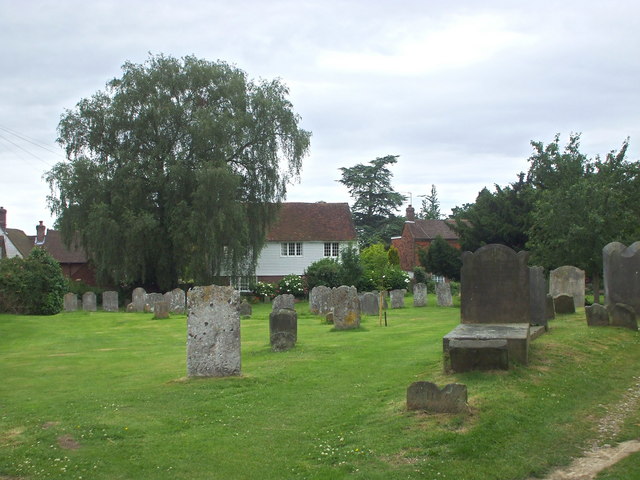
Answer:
[406,382,468,413]
[413,283,427,307]
[529,266,547,328]
[549,266,585,309]
[132,287,147,312]
[390,289,406,309]
[585,303,610,327]
[164,288,186,314]
[553,294,575,314]
[460,244,530,324]
[146,293,164,312]
[360,292,379,316]
[187,285,241,377]
[102,291,119,312]
[269,308,297,351]
[603,242,640,316]
[331,285,360,330]
[64,293,78,312]
[436,282,453,307]
[609,303,638,331]
[82,292,97,312]
[310,286,332,315]
[272,294,295,311]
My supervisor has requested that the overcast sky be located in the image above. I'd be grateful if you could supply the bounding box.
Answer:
[1,0,639,233]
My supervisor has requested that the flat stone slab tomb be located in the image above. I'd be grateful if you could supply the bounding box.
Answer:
[443,323,531,372]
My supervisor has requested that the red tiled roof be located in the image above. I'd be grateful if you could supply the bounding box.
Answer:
[28,230,88,263]
[4,228,34,257]
[266,202,357,242]
[405,219,459,241]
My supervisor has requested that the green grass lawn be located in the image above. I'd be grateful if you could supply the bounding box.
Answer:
[1,295,639,479]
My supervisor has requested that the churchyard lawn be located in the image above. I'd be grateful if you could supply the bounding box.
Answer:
[1,296,639,479]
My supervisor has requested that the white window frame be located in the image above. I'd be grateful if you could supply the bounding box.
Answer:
[324,242,340,257]
[281,242,303,257]
[231,275,255,293]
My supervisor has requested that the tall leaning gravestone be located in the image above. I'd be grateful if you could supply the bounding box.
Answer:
[187,285,241,377]
[603,241,640,316]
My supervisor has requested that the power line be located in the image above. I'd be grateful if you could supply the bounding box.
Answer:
[0,124,64,158]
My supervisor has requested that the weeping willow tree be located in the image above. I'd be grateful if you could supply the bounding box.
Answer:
[46,54,311,290]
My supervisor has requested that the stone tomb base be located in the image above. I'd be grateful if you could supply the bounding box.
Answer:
[443,323,531,372]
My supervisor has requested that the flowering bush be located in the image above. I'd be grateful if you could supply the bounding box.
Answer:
[277,274,306,298]
[382,266,410,291]
[252,281,277,299]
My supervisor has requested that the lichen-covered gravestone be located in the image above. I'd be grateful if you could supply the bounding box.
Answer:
[413,283,427,307]
[164,288,186,314]
[132,287,147,312]
[102,291,119,312]
[390,289,405,309]
[82,292,96,312]
[146,293,164,312]
[549,265,585,309]
[436,282,453,307]
[360,292,379,316]
[553,294,575,314]
[272,294,295,311]
[310,286,332,315]
[585,303,610,327]
[187,285,241,377]
[603,242,640,316]
[64,293,78,312]
[331,285,360,330]
[406,381,468,413]
[269,308,297,351]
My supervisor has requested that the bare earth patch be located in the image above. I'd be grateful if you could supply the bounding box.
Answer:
[57,434,81,450]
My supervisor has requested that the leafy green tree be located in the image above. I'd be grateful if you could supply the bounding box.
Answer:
[46,54,310,291]
[338,243,364,288]
[338,155,406,247]
[418,184,441,219]
[419,235,462,281]
[304,258,343,290]
[387,245,400,266]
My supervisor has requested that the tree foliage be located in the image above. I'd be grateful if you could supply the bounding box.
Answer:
[418,184,442,219]
[46,54,310,290]
[338,155,405,247]
[419,236,462,281]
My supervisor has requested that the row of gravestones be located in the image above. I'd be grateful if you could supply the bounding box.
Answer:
[63,287,188,317]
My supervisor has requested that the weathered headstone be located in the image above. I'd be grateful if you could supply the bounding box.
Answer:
[413,283,427,307]
[102,291,119,312]
[390,289,405,309]
[186,285,241,377]
[406,381,468,413]
[331,285,360,330]
[436,282,453,307]
[310,286,332,315]
[449,339,509,372]
[585,303,609,327]
[126,303,135,312]
[238,300,252,317]
[549,266,585,309]
[164,288,186,314]
[146,293,164,312]
[272,294,295,311]
[360,292,379,316]
[553,294,575,314]
[269,308,297,351]
[64,293,78,312]
[545,294,556,321]
[529,266,547,328]
[132,287,147,312]
[460,244,530,324]
[609,303,638,331]
[82,292,97,312]
[603,242,640,316]
[153,300,170,319]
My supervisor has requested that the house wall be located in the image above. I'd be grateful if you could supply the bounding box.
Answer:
[393,232,461,273]
[1,234,23,258]
[255,241,350,278]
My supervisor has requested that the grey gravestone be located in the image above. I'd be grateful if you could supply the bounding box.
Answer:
[390,289,405,309]
[545,294,556,321]
[553,294,575,314]
[153,300,170,319]
[164,288,186,314]
[360,292,379,316]
[310,286,332,315]
[325,311,334,324]
[529,266,547,328]
[331,285,360,330]
[102,291,119,312]
[238,300,252,317]
[436,282,453,307]
[550,266,585,309]
[406,381,468,413]
[449,339,509,372]
[272,294,295,311]
[187,285,241,377]
[146,293,164,312]
[126,303,135,312]
[609,303,638,331]
[269,308,297,351]
[603,242,640,316]
[82,292,97,312]
[413,283,427,307]
[585,303,609,327]
[132,287,147,312]
[64,293,78,312]
[461,244,530,324]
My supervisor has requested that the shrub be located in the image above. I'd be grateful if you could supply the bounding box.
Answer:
[252,281,277,299]
[387,245,400,266]
[413,266,428,284]
[382,266,410,291]
[277,274,306,298]
[304,258,343,290]
[338,243,363,288]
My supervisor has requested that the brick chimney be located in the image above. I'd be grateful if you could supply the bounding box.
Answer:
[406,205,415,222]
[35,221,46,245]
[0,206,6,232]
